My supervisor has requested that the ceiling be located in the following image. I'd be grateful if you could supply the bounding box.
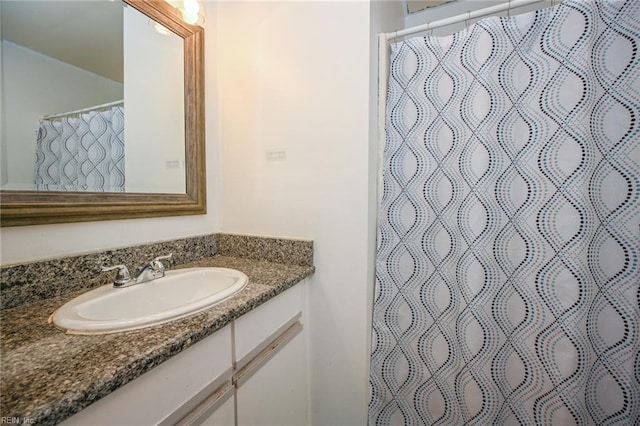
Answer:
[1,1,124,82]
[406,0,453,14]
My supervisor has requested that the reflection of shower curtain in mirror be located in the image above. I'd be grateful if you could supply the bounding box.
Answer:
[34,104,125,192]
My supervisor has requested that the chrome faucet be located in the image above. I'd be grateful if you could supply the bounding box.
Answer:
[102,253,173,288]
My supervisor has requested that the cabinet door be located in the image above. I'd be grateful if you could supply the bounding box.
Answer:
[233,282,309,426]
[60,326,233,426]
[236,328,308,426]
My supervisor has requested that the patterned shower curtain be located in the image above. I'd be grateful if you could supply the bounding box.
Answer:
[35,104,125,192]
[370,0,639,425]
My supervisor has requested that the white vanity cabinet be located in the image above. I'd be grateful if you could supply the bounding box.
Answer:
[233,281,308,426]
[181,281,309,426]
[60,281,308,426]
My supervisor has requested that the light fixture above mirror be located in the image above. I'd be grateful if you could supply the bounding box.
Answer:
[181,0,204,25]
[0,0,205,226]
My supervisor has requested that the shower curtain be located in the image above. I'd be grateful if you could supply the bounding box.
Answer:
[370,0,640,424]
[35,104,125,192]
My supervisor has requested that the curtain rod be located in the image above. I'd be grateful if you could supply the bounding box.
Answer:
[42,100,124,120]
[384,0,552,41]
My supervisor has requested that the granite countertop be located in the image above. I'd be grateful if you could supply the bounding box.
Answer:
[0,255,314,425]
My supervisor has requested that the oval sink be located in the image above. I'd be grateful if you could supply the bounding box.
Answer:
[51,267,248,334]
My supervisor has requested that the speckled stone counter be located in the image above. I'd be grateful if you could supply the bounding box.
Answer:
[0,235,314,425]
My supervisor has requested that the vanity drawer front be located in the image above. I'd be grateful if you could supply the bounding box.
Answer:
[60,325,232,426]
[233,281,305,369]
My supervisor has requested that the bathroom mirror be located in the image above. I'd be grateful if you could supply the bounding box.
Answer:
[0,0,205,226]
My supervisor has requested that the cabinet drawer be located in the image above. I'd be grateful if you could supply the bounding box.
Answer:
[234,282,304,369]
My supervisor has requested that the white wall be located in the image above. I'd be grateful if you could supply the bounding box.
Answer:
[216,1,401,424]
[0,41,124,190]
[123,5,185,194]
[0,3,219,265]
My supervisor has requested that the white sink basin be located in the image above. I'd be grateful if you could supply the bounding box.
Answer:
[51,267,248,334]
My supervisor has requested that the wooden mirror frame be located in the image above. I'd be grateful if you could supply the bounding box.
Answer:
[0,0,205,227]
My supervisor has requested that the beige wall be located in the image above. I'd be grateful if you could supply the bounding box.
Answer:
[215,0,404,423]
[123,6,185,193]
[216,1,372,423]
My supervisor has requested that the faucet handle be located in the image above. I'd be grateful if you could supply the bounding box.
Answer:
[150,253,173,270]
[102,264,131,286]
